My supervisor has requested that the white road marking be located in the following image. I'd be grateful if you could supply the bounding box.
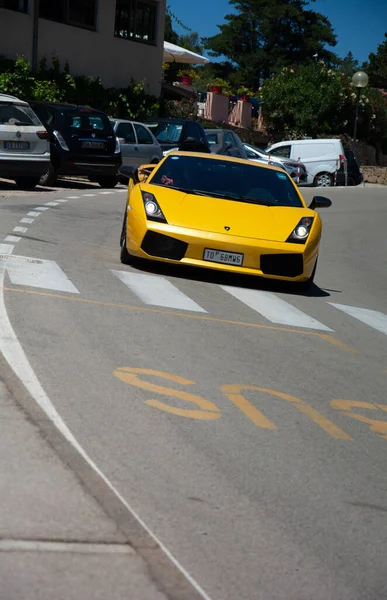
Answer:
[55,199,68,203]
[221,286,333,331]
[0,264,213,600]
[5,236,21,243]
[330,303,387,336]
[13,227,28,233]
[66,196,80,199]
[0,244,14,255]
[20,218,34,224]
[35,206,50,211]
[27,211,41,217]
[6,257,79,294]
[45,201,59,206]
[82,193,96,197]
[0,539,133,555]
[99,191,114,195]
[116,188,128,193]
[111,270,206,313]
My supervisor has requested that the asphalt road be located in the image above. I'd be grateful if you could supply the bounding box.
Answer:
[1,179,387,600]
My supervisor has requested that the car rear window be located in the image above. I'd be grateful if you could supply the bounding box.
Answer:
[0,102,41,126]
[206,133,219,145]
[65,111,111,132]
[150,155,303,208]
[147,122,183,144]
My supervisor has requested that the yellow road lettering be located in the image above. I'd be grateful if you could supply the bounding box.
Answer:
[222,385,352,439]
[331,400,387,439]
[114,367,221,420]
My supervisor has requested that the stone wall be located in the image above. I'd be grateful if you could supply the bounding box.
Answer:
[362,167,387,185]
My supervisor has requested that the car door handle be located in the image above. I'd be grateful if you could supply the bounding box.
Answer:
[134,146,139,151]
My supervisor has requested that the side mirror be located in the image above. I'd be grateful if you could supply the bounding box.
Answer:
[309,196,332,210]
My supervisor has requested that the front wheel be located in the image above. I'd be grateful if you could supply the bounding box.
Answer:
[39,163,57,186]
[14,176,40,190]
[295,260,317,293]
[313,172,333,187]
[120,213,132,265]
[96,176,119,189]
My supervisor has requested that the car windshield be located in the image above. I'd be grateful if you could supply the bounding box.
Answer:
[147,122,183,144]
[150,155,303,207]
[0,102,41,126]
[65,111,112,133]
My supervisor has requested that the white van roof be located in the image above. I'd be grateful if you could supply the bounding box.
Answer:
[274,138,341,146]
[0,93,28,105]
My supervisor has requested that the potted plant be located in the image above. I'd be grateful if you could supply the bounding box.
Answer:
[207,78,229,95]
[177,68,200,85]
[237,86,254,102]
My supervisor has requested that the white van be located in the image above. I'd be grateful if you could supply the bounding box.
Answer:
[266,138,345,187]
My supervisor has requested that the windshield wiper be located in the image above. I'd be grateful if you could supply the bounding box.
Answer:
[153,183,195,194]
[192,189,240,201]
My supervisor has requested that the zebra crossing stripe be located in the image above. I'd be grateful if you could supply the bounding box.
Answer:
[5,256,79,294]
[221,286,333,331]
[330,303,387,336]
[111,270,206,313]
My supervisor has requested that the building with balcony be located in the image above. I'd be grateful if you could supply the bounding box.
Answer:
[0,0,166,95]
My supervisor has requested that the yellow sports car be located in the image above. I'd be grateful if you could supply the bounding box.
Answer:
[119,152,331,290]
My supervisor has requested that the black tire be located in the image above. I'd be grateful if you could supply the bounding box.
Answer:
[313,172,333,187]
[97,176,119,189]
[14,176,40,190]
[120,213,132,265]
[39,163,57,186]
[295,260,317,293]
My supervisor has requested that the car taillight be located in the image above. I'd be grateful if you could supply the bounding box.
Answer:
[37,130,49,140]
[339,154,345,167]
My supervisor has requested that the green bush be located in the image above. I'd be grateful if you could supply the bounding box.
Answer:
[0,55,159,120]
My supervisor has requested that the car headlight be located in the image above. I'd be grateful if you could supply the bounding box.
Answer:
[141,191,167,223]
[286,217,314,244]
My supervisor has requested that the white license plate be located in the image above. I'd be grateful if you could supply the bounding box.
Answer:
[82,141,105,149]
[4,141,30,150]
[203,248,244,266]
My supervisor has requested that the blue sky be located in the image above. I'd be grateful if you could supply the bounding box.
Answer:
[167,0,386,64]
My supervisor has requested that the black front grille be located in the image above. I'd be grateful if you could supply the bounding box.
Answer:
[141,231,188,260]
[260,253,303,277]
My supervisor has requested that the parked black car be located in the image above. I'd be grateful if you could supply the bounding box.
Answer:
[145,118,211,154]
[205,129,248,159]
[336,149,363,186]
[28,101,122,187]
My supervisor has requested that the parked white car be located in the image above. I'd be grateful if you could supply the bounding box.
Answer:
[266,138,346,187]
[0,93,50,189]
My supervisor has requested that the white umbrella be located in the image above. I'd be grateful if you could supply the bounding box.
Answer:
[163,41,209,65]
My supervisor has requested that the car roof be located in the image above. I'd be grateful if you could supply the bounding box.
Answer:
[146,118,193,124]
[29,101,106,114]
[0,93,28,105]
[205,129,226,134]
[272,138,342,146]
[160,151,283,172]
[110,118,151,127]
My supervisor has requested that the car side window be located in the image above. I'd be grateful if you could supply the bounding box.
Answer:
[224,132,236,149]
[245,146,257,159]
[116,123,136,144]
[269,145,291,158]
[185,122,201,141]
[134,124,153,145]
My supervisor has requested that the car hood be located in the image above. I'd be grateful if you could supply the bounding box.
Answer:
[145,186,313,242]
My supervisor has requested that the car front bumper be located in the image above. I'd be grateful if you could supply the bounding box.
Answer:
[126,219,319,282]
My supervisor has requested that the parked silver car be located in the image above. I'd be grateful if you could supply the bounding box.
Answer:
[110,119,162,167]
[243,143,307,184]
[0,93,50,189]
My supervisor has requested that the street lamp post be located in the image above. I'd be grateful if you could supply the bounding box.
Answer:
[352,70,369,145]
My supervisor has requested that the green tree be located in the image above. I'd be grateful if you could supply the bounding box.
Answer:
[164,13,179,44]
[365,32,387,89]
[339,51,359,77]
[177,32,204,55]
[260,62,387,146]
[204,0,337,88]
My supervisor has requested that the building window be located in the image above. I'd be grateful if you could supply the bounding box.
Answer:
[115,0,157,45]
[0,0,28,12]
[39,0,97,31]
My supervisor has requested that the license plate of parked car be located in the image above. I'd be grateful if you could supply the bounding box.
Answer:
[81,141,105,149]
[4,141,30,150]
[203,249,244,266]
